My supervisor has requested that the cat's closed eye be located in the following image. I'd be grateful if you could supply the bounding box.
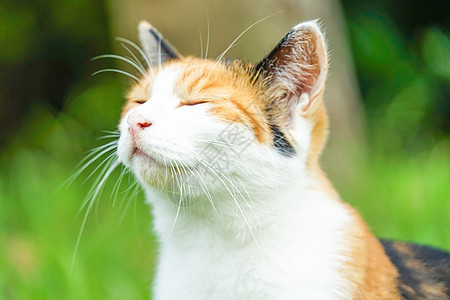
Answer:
[178,100,208,107]
[132,100,208,106]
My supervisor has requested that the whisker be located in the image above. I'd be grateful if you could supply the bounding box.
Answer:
[116,37,154,75]
[81,142,117,163]
[182,161,217,214]
[97,134,120,140]
[197,155,260,222]
[121,179,140,196]
[92,54,146,77]
[64,142,117,188]
[119,183,141,225]
[162,155,169,188]
[78,153,117,214]
[70,159,119,275]
[82,150,118,184]
[211,13,278,73]
[101,129,120,135]
[199,30,204,59]
[187,152,261,250]
[92,69,139,82]
[234,176,260,225]
[164,159,184,242]
[205,13,210,60]
[112,165,128,208]
[119,43,147,76]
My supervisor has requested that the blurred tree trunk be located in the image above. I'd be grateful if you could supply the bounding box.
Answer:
[107,0,365,187]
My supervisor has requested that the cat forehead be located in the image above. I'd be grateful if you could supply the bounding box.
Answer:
[132,59,227,105]
[123,58,258,116]
[149,58,258,102]
[171,58,248,93]
[124,58,272,144]
[151,66,181,102]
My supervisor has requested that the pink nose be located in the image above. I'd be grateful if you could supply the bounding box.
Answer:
[127,111,152,137]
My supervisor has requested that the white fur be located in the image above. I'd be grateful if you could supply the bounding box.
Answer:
[117,21,356,300]
[148,182,354,300]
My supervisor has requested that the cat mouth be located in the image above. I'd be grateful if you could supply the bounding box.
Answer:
[133,147,147,157]
[131,146,163,166]
[131,145,199,174]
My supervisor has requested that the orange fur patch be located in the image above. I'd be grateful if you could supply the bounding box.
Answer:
[310,148,402,299]
[174,58,272,144]
[122,74,155,118]
[305,99,329,169]
[342,205,402,299]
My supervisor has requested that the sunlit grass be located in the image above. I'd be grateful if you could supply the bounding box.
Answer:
[0,78,158,299]
[338,140,450,250]
[0,140,157,299]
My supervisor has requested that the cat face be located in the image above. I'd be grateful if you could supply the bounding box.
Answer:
[117,21,328,204]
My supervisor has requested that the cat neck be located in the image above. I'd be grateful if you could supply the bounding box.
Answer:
[145,166,361,300]
[144,163,345,244]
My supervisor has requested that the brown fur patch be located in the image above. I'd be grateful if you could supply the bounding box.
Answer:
[382,240,450,299]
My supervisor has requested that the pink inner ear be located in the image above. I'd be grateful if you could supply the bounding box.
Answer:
[285,31,321,97]
[258,22,328,119]
[261,27,324,106]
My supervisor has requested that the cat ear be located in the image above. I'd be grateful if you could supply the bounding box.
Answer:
[138,21,181,66]
[256,20,328,116]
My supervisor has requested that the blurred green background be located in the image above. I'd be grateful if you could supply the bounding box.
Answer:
[0,0,448,299]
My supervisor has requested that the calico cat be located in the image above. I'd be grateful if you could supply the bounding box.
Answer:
[114,20,450,299]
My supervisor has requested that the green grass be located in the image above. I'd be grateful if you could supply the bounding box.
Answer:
[0,139,158,299]
[338,141,450,250]
[0,99,449,299]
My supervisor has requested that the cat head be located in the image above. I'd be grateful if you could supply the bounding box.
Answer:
[117,20,328,204]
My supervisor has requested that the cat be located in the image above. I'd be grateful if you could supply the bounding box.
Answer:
[114,20,450,299]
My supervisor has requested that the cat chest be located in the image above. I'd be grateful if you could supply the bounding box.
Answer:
[154,229,353,300]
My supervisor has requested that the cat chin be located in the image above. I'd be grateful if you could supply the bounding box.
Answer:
[130,155,166,183]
